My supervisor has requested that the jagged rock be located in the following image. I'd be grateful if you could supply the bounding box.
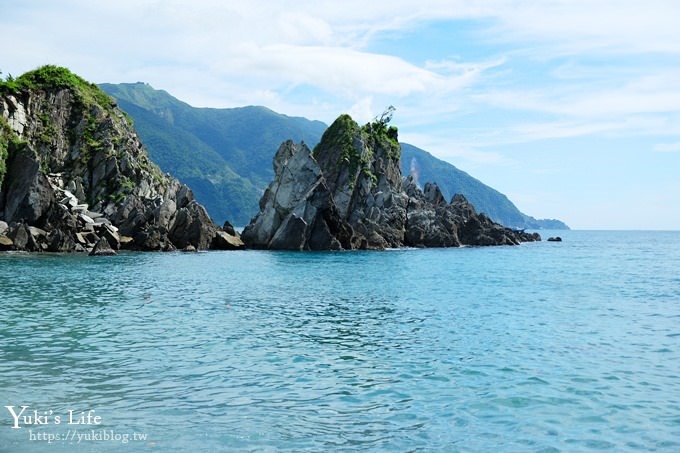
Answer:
[47,228,77,252]
[241,140,355,250]
[168,200,216,250]
[89,236,117,256]
[47,203,78,232]
[28,226,47,238]
[182,245,197,252]
[134,227,165,251]
[81,231,100,246]
[222,220,236,236]
[28,226,49,251]
[1,145,55,226]
[243,114,540,250]
[423,182,446,206]
[60,191,78,208]
[98,223,120,250]
[1,66,230,253]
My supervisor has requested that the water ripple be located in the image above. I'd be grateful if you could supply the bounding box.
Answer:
[1,232,680,450]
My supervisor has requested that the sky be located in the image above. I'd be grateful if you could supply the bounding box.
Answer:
[1,0,679,229]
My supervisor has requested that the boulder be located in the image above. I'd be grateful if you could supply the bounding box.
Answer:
[97,223,120,250]
[213,230,245,250]
[0,221,8,235]
[134,227,164,251]
[89,236,117,256]
[8,223,40,251]
[0,235,13,251]
[119,235,134,249]
[547,236,562,242]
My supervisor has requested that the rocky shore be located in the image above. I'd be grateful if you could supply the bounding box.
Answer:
[0,66,243,253]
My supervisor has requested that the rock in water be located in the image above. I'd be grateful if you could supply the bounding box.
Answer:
[241,140,354,250]
[89,236,116,256]
[1,66,240,252]
[243,113,540,250]
[213,230,245,250]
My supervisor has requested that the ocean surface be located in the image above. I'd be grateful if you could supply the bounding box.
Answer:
[1,230,679,452]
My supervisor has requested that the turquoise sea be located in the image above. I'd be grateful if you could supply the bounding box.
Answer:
[1,231,679,452]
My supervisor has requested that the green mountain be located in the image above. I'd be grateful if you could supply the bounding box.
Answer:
[100,83,326,225]
[101,83,568,229]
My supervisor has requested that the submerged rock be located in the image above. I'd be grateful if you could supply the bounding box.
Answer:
[243,114,540,250]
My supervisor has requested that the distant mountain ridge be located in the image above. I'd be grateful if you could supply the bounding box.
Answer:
[400,144,567,229]
[100,83,568,229]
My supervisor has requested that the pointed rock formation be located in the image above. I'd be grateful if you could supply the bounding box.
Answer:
[241,140,354,250]
[243,114,540,250]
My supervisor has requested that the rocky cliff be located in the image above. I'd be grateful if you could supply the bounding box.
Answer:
[242,114,540,250]
[0,66,243,253]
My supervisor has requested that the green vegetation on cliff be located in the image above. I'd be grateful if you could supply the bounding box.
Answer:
[363,106,400,160]
[312,109,399,186]
[1,65,116,113]
[313,114,362,172]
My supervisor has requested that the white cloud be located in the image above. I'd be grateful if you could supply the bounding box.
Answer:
[399,132,510,166]
[347,97,375,124]
[478,73,680,118]
[654,142,680,153]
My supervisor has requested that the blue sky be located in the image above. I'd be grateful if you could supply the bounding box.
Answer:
[2,0,679,229]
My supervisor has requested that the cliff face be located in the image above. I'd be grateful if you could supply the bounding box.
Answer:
[242,114,540,250]
[0,66,242,252]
